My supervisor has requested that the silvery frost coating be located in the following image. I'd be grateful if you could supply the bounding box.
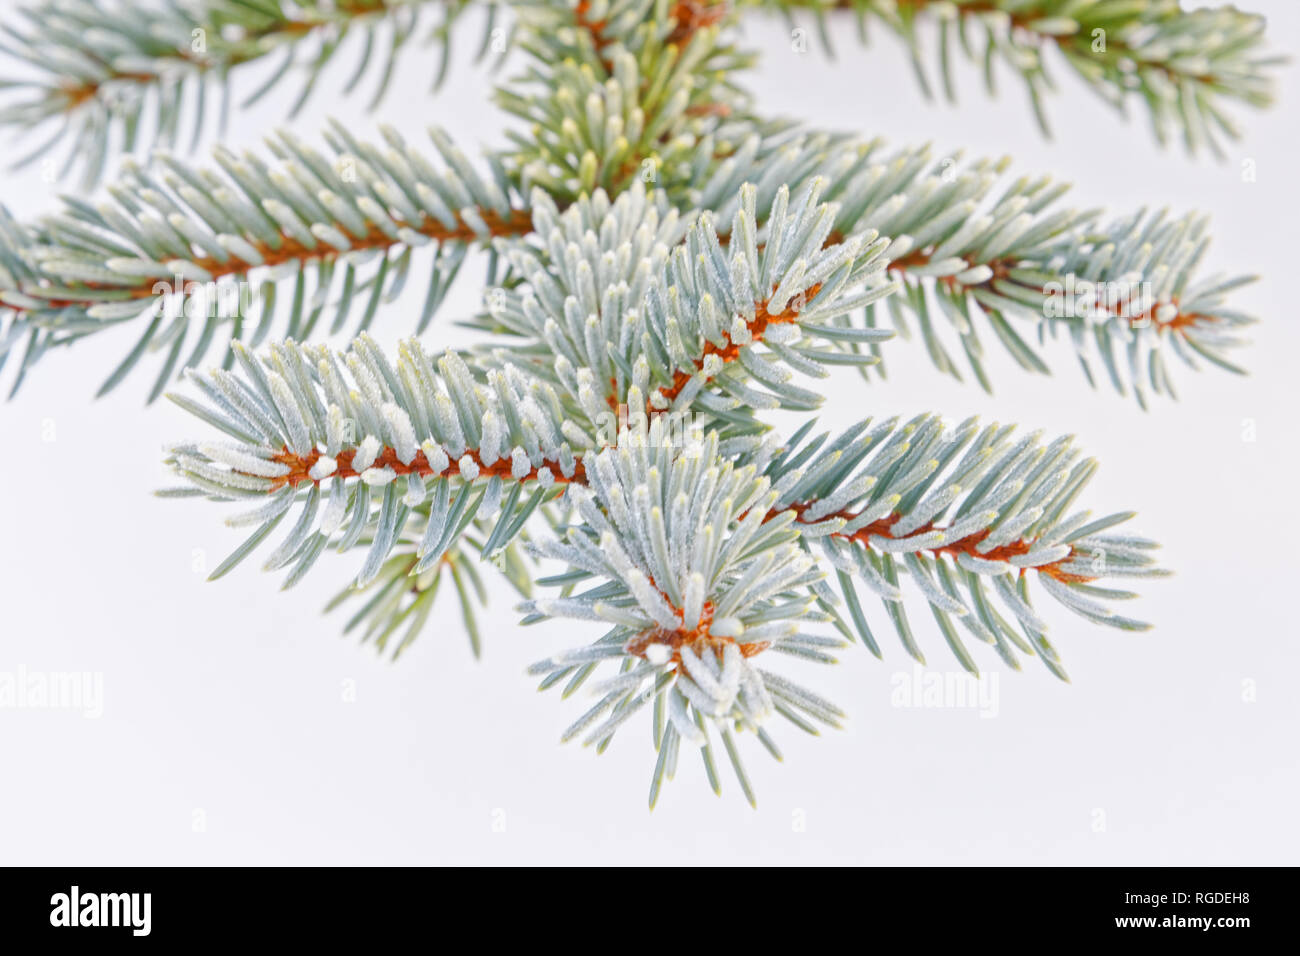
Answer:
[477,178,896,426]
[150,123,1173,807]
[0,122,527,401]
[158,178,900,596]
[0,6,1266,407]
[520,418,840,808]
[746,0,1275,151]
[163,332,582,591]
[498,1,751,205]
[2,0,1274,194]
[694,133,1257,404]
[0,0,497,190]
[0,1,1275,807]
[749,415,1167,681]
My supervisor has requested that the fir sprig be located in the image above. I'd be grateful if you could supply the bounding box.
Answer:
[498,1,754,204]
[0,0,1270,807]
[750,414,1166,680]
[0,0,494,188]
[751,0,1279,154]
[521,418,838,808]
[475,179,896,422]
[158,175,902,587]
[162,330,1161,727]
[693,131,1256,401]
[162,333,584,590]
[0,121,529,399]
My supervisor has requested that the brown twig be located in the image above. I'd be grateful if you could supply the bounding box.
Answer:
[884,247,1203,331]
[32,207,535,311]
[267,442,585,491]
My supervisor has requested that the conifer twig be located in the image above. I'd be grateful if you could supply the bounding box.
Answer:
[0,0,1269,808]
[746,0,1279,153]
[0,121,531,399]
[0,0,489,188]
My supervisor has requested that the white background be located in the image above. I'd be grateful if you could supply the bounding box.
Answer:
[1,1,1296,865]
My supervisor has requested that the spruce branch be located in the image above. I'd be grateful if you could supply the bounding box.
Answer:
[162,327,1163,698]
[162,333,586,590]
[747,0,1279,154]
[4,6,1258,406]
[0,0,1263,809]
[0,0,493,189]
[0,121,530,399]
[693,131,1256,402]
[498,0,753,204]
[516,408,1160,804]
[476,179,896,423]
[520,417,842,809]
[751,414,1166,681]
[158,174,898,586]
[158,176,1165,698]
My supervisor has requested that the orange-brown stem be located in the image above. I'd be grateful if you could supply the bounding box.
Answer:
[839,0,1216,87]
[58,1,412,110]
[35,207,534,311]
[259,436,1085,583]
[884,247,1202,332]
[624,600,771,667]
[786,502,1091,584]
[666,1,730,44]
[632,282,821,414]
[576,0,727,58]
[267,443,585,491]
